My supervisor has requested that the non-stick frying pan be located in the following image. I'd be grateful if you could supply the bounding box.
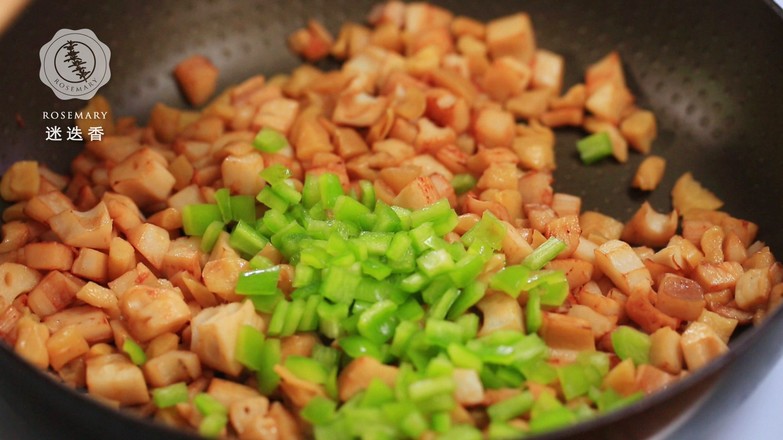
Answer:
[1,1,782,439]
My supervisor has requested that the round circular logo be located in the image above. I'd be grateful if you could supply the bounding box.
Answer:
[39,29,111,100]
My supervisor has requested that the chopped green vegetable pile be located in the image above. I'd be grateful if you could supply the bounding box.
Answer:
[179,165,644,438]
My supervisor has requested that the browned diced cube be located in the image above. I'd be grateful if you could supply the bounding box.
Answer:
[540,312,595,351]
[174,55,219,107]
[486,13,536,63]
[28,271,84,317]
[86,353,150,405]
[119,285,191,342]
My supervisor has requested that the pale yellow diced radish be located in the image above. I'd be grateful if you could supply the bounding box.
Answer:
[544,215,581,259]
[76,282,120,319]
[23,191,75,224]
[700,225,725,264]
[143,350,202,387]
[501,221,533,265]
[480,57,531,102]
[621,202,678,248]
[44,305,112,344]
[625,290,679,334]
[453,368,484,406]
[221,153,266,196]
[119,285,191,342]
[635,364,676,395]
[0,262,42,306]
[579,211,624,243]
[202,256,249,302]
[620,110,657,154]
[392,176,440,210]
[288,19,334,62]
[86,353,150,405]
[531,49,564,94]
[126,223,171,271]
[506,89,551,120]
[734,268,771,311]
[651,236,705,274]
[539,108,584,128]
[511,133,556,171]
[109,148,176,207]
[47,325,89,371]
[602,358,636,396]
[585,51,626,94]
[28,271,84,317]
[49,202,113,250]
[103,192,144,234]
[476,291,524,336]
[108,237,137,281]
[671,172,723,216]
[594,239,652,296]
[632,155,666,191]
[168,184,206,211]
[174,55,219,107]
[473,107,515,148]
[649,326,683,375]
[485,13,536,63]
[338,356,398,401]
[230,397,270,437]
[14,315,50,369]
[190,300,264,376]
[275,364,326,408]
[141,209,180,235]
[333,92,389,127]
[540,312,595,351]
[550,84,587,109]
[692,261,744,292]
[585,82,632,125]
[696,309,738,344]
[86,135,142,163]
[680,321,728,370]
[551,193,581,218]
[71,248,109,283]
[145,332,179,359]
[655,274,706,321]
[0,161,39,201]
[567,304,614,338]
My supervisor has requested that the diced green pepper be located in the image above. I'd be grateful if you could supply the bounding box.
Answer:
[230,195,256,224]
[451,173,477,195]
[194,393,227,416]
[199,413,228,439]
[182,204,222,236]
[258,338,281,395]
[523,237,567,270]
[487,391,534,422]
[576,131,613,165]
[260,163,292,184]
[611,326,651,366]
[301,395,337,425]
[285,355,328,384]
[253,127,288,153]
[229,221,269,257]
[122,339,146,366]
[152,382,189,408]
[235,266,281,295]
[357,300,398,344]
[214,188,232,223]
[235,325,265,371]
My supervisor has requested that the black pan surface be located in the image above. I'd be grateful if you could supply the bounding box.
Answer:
[1,1,782,439]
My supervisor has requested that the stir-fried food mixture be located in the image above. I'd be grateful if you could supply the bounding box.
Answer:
[1,2,780,439]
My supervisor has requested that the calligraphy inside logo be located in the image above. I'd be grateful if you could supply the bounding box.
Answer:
[55,40,95,84]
